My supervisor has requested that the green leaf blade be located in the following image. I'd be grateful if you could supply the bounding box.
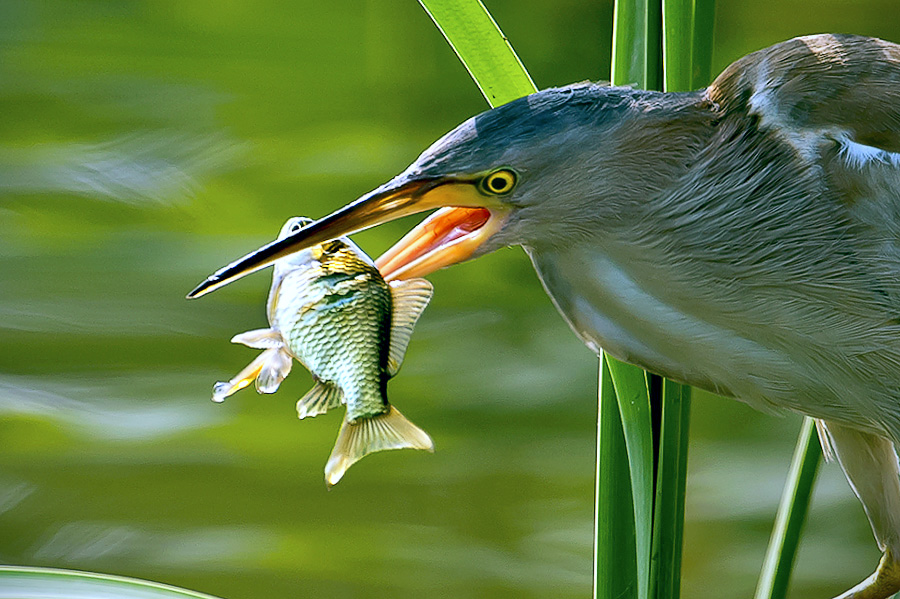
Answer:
[605,354,654,599]
[650,380,692,599]
[662,0,694,92]
[596,360,640,599]
[611,0,650,87]
[418,0,537,107]
[754,417,823,599]
[0,566,224,599]
[690,0,716,88]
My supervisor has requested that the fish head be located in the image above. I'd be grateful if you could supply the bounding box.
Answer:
[274,216,375,271]
[272,217,317,273]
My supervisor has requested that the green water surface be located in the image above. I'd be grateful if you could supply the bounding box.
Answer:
[1,2,898,598]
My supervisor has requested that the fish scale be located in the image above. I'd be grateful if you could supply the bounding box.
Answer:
[277,259,391,420]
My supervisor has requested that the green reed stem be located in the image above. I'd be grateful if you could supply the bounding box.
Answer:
[605,355,655,599]
[650,379,692,599]
[608,1,662,597]
[419,2,711,597]
[662,0,693,92]
[612,0,650,86]
[596,359,640,599]
[755,417,823,599]
[646,1,708,596]
[690,0,716,88]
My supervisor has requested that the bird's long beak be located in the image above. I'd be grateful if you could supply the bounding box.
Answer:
[187,176,510,298]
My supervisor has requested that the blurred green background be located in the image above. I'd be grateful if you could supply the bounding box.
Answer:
[1,1,899,598]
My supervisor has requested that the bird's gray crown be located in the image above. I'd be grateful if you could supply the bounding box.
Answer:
[407,83,653,181]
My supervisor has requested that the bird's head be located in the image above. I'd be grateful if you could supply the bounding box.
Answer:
[188,83,706,298]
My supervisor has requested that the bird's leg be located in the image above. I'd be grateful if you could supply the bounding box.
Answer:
[833,550,900,599]
[820,421,900,599]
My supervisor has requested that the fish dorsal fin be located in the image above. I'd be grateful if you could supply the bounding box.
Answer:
[212,347,290,403]
[386,278,434,376]
[324,405,434,486]
[296,381,343,420]
[231,328,284,349]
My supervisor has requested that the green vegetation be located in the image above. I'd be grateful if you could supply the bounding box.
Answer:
[0,567,223,599]
[1,2,896,599]
[419,2,708,598]
[755,418,823,599]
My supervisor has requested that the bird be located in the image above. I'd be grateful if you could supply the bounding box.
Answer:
[189,34,900,599]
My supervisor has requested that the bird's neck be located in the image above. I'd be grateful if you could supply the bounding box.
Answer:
[520,95,829,399]
[519,91,719,252]
[526,242,796,402]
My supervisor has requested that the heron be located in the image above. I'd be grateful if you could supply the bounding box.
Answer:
[189,34,900,599]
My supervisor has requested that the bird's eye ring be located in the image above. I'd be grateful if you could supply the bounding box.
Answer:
[480,169,517,195]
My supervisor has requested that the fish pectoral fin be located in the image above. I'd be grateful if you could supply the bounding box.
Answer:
[296,381,343,419]
[231,328,284,349]
[256,348,293,393]
[386,278,434,376]
[213,348,278,403]
[324,405,434,486]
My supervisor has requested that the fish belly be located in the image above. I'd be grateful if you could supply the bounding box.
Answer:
[274,270,391,421]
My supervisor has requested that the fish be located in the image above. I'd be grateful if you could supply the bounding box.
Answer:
[212,216,435,485]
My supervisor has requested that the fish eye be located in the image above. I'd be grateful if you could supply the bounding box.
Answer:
[480,169,517,196]
[289,217,313,234]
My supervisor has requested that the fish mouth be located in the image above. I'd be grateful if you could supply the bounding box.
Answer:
[186,176,509,298]
[375,206,507,281]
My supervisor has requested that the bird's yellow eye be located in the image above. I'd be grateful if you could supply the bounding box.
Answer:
[480,169,517,195]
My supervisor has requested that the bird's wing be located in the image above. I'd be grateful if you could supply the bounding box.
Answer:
[707,34,900,161]
[705,34,900,312]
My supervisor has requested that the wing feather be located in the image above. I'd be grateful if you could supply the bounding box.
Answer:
[708,34,900,159]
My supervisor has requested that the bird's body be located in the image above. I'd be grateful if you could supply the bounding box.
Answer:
[191,34,900,598]
[524,46,900,440]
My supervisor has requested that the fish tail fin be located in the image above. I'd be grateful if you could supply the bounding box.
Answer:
[296,381,343,419]
[324,406,434,486]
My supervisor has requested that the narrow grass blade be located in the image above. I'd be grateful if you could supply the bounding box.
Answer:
[605,354,654,599]
[662,0,694,92]
[646,0,663,91]
[418,0,537,107]
[754,417,822,599]
[648,4,700,597]
[608,2,664,598]
[611,0,650,87]
[596,359,640,599]
[650,379,692,599]
[690,0,716,88]
[0,566,224,599]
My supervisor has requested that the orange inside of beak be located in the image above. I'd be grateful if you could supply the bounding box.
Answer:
[376,206,501,281]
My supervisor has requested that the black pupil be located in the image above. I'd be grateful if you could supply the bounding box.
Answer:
[490,175,508,191]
